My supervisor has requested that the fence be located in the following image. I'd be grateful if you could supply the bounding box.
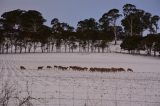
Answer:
[0,67,160,106]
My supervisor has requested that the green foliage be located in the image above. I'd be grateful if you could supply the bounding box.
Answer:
[154,35,160,52]
[120,36,142,52]
[77,18,99,41]
[0,5,159,54]
[142,34,159,55]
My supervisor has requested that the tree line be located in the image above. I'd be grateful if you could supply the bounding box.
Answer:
[0,4,159,55]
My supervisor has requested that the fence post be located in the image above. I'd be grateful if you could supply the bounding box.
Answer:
[72,79,75,106]
[115,73,118,106]
[58,77,61,106]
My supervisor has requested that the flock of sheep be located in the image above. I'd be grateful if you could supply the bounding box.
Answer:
[20,65,133,72]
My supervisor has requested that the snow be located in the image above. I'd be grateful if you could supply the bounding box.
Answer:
[0,53,160,106]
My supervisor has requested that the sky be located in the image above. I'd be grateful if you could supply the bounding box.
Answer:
[0,0,160,32]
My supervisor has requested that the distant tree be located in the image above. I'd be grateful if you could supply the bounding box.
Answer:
[116,26,124,40]
[142,34,157,55]
[122,4,157,37]
[142,12,153,33]
[21,10,46,32]
[120,36,142,54]
[151,15,160,34]
[106,9,122,44]
[99,13,110,32]
[143,13,160,34]
[0,29,4,53]
[154,34,160,55]
[77,18,98,52]
[97,31,114,52]
[51,18,64,52]
[37,25,52,53]
[122,4,136,36]
[99,9,121,45]
[1,9,24,30]
[61,23,74,52]
[21,10,46,53]
[1,9,24,53]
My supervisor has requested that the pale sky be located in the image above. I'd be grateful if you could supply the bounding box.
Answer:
[0,0,160,29]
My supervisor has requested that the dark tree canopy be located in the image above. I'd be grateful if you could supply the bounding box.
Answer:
[0,4,159,55]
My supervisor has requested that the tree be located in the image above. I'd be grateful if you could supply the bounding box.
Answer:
[143,13,160,34]
[60,23,74,52]
[99,13,110,32]
[151,15,160,34]
[142,12,153,33]
[1,9,24,30]
[51,18,63,52]
[120,36,142,54]
[77,18,98,52]
[154,34,160,55]
[21,10,46,32]
[0,9,46,53]
[0,29,5,53]
[1,9,25,53]
[97,31,114,52]
[122,4,136,36]
[122,4,155,37]
[20,10,46,53]
[37,25,52,53]
[106,9,122,45]
[142,34,157,55]
[51,18,75,52]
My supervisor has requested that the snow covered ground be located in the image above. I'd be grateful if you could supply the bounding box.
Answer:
[0,53,160,106]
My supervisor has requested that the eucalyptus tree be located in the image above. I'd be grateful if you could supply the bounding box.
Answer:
[0,29,4,53]
[140,12,159,34]
[0,9,24,53]
[77,18,98,52]
[37,25,52,53]
[97,31,114,52]
[60,22,75,52]
[154,34,160,55]
[21,10,46,32]
[1,9,24,30]
[99,13,110,32]
[151,15,160,34]
[21,10,46,52]
[51,18,60,52]
[120,36,142,54]
[142,12,153,33]
[122,4,136,36]
[51,18,73,52]
[142,34,158,55]
[63,24,75,52]
[133,9,145,35]
[106,9,122,45]
[122,4,156,36]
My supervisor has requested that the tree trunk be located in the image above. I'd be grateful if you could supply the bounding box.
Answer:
[64,42,67,53]
[87,40,90,52]
[131,19,133,36]
[51,43,54,52]
[114,27,117,45]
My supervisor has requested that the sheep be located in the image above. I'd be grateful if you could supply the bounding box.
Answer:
[38,66,43,70]
[46,66,52,69]
[20,66,26,70]
[127,68,133,72]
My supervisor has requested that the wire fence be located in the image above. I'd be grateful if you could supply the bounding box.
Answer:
[0,67,160,106]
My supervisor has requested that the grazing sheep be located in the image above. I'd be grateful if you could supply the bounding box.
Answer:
[20,66,26,70]
[47,66,52,69]
[38,66,43,70]
[69,66,88,71]
[127,68,133,72]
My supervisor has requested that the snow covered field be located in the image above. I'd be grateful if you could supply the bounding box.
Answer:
[0,53,160,106]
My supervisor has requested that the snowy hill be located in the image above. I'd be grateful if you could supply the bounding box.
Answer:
[0,53,160,106]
